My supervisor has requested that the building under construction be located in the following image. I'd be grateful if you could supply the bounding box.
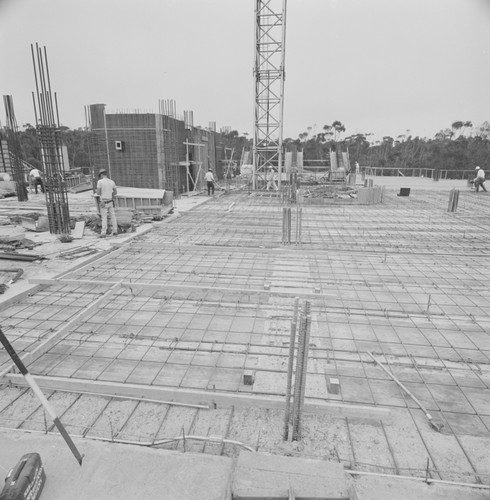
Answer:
[88,103,231,195]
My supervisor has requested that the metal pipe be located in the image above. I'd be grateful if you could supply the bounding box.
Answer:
[367,351,443,432]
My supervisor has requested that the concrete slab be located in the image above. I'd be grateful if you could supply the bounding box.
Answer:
[0,429,232,500]
[232,451,349,499]
[2,185,490,492]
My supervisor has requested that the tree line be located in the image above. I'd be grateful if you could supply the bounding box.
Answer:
[286,120,490,177]
[8,121,490,178]
[12,125,252,173]
[9,124,91,171]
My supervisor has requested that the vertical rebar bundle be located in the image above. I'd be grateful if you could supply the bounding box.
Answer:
[2,95,28,201]
[282,206,302,245]
[31,43,70,235]
[291,300,311,440]
[283,299,311,441]
[289,171,298,203]
[283,297,299,440]
[282,207,291,244]
[447,188,459,212]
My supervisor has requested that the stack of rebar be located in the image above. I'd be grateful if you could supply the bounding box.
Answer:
[31,43,71,235]
[2,96,28,202]
[283,299,311,441]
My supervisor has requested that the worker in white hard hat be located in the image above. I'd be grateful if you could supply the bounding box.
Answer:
[473,166,487,193]
[266,167,278,191]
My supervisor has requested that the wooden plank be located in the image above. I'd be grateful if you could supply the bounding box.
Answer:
[28,277,337,299]
[0,284,45,313]
[72,221,85,239]
[3,374,392,423]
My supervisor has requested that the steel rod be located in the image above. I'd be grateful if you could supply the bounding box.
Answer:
[283,297,299,440]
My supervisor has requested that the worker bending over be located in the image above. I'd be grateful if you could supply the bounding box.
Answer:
[473,166,487,193]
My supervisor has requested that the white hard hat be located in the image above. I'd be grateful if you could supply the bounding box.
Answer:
[475,166,480,170]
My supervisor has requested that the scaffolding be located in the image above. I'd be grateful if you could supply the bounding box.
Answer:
[253,0,287,190]
[31,43,70,234]
[2,95,28,201]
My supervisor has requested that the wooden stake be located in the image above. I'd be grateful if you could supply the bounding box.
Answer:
[0,327,83,465]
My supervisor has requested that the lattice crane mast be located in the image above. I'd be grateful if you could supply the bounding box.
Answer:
[253,0,287,190]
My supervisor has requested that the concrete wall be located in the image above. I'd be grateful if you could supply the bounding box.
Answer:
[106,113,159,189]
[89,104,230,193]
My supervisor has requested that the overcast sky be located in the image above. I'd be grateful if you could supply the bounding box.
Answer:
[1,0,489,142]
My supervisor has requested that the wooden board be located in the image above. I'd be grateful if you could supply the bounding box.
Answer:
[72,221,85,239]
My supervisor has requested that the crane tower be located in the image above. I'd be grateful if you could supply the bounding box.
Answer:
[253,0,287,190]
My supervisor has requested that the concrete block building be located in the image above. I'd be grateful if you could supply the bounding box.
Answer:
[88,104,227,194]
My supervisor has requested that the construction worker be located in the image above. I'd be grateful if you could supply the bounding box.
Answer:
[266,167,278,191]
[473,166,487,192]
[204,168,215,196]
[96,169,118,236]
[29,167,44,194]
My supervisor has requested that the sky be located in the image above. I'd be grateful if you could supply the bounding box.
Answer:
[1,0,489,143]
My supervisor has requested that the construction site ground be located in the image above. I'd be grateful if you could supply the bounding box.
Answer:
[0,176,489,499]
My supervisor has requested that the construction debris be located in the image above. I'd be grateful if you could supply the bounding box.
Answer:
[0,181,17,198]
[0,230,38,251]
[302,184,357,199]
[59,246,98,260]
[20,215,49,232]
[0,267,23,294]
[0,251,45,261]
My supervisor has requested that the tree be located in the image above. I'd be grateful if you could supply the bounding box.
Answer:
[331,121,345,142]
